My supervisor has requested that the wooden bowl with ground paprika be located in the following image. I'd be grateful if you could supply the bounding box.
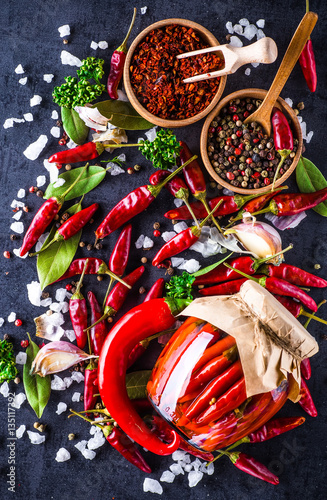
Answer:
[123,18,227,128]
[200,89,303,194]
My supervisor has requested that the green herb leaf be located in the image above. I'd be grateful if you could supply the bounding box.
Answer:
[296,156,327,216]
[126,370,152,400]
[44,165,106,201]
[0,340,18,383]
[165,271,195,300]
[23,334,51,419]
[93,100,154,130]
[37,201,83,290]
[191,252,234,277]
[61,107,89,145]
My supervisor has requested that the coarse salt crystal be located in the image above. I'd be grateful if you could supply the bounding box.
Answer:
[50,302,63,313]
[300,120,307,139]
[40,298,52,308]
[67,139,78,148]
[63,376,73,388]
[171,257,186,268]
[140,6,147,14]
[16,425,26,438]
[75,440,88,452]
[55,288,68,302]
[117,89,129,102]
[24,113,33,121]
[23,134,48,160]
[145,127,157,142]
[143,478,163,494]
[36,175,46,187]
[226,21,234,34]
[172,450,188,461]
[0,381,10,397]
[178,259,201,274]
[72,392,81,402]
[10,221,24,234]
[27,431,45,444]
[13,248,28,259]
[16,352,27,364]
[243,24,258,40]
[160,470,175,483]
[27,281,42,306]
[12,393,26,409]
[55,448,71,462]
[88,433,106,450]
[51,375,67,391]
[19,77,27,85]
[169,463,184,475]
[61,50,82,67]
[233,24,243,35]
[109,164,125,176]
[15,64,24,74]
[256,29,266,40]
[53,178,66,188]
[8,312,16,322]
[173,221,188,233]
[44,159,59,183]
[251,62,260,68]
[11,200,24,208]
[306,130,314,143]
[64,330,76,342]
[162,231,176,242]
[90,41,98,50]
[12,211,22,221]
[184,463,192,472]
[239,18,250,26]
[135,234,145,249]
[229,36,243,47]
[3,118,14,129]
[98,41,108,49]
[50,126,61,138]
[35,232,50,252]
[143,236,154,249]
[30,95,42,107]
[71,371,84,383]
[245,68,251,76]
[43,74,54,83]
[0,318,4,327]
[82,449,96,460]
[174,198,183,208]
[58,24,70,37]
[51,110,59,120]
[56,402,67,415]
[188,470,203,487]
[256,19,265,28]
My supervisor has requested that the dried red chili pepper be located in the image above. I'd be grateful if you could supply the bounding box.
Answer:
[30,203,99,256]
[98,298,192,455]
[107,8,136,99]
[48,142,104,164]
[261,263,327,287]
[248,416,306,443]
[199,277,259,296]
[229,452,279,485]
[300,358,312,380]
[84,364,98,412]
[69,260,89,349]
[299,0,317,92]
[194,255,265,286]
[298,378,317,417]
[20,164,89,256]
[56,257,106,282]
[271,107,294,189]
[274,295,327,327]
[109,224,132,277]
[95,156,197,240]
[87,291,108,356]
[229,186,288,224]
[143,278,165,302]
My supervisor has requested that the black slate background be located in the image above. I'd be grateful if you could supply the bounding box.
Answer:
[1,1,327,499]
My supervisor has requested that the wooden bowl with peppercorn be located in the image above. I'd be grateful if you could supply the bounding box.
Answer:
[200,89,303,194]
[123,18,227,128]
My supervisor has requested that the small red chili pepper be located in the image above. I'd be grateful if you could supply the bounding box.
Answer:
[29,203,99,256]
[84,365,98,412]
[107,8,136,99]
[87,291,108,356]
[271,107,294,189]
[300,358,312,380]
[20,164,89,256]
[48,142,104,165]
[127,340,149,369]
[193,335,236,373]
[229,452,279,485]
[95,156,197,240]
[194,256,262,286]
[56,258,107,282]
[143,278,165,302]
[229,186,288,224]
[198,277,252,296]
[69,260,89,349]
[98,298,191,455]
[262,263,327,288]
[248,416,306,443]
[298,378,317,417]
[273,295,327,328]
[298,0,317,92]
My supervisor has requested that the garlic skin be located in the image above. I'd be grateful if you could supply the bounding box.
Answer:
[74,105,109,131]
[225,216,283,264]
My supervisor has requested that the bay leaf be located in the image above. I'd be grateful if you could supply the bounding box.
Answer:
[23,334,51,419]
[61,107,89,145]
[94,100,154,130]
[296,156,327,216]
[126,370,152,400]
[44,165,106,201]
[191,252,234,278]
[37,201,83,289]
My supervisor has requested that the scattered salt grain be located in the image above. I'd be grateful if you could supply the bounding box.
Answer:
[0,318,4,327]
[16,425,26,439]
[55,288,68,302]
[300,120,307,140]
[162,231,177,242]
[188,470,203,487]
[135,234,145,249]
[145,127,157,142]
[191,458,202,471]
[98,41,108,49]
[75,440,88,452]
[251,62,260,68]
[243,24,258,40]
[226,21,234,34]
[56,402,67,415]
[24,113,33,121]
[58,24,70,37]
[0,382,9,397]
[12,211,22,221]
[205,462,215,475]
[178,259,201,274]
[50,302,63,313]
[53,178,66,188]
[56,448,71,462]
[27,430,45,444]
[30,95,42,107]
[43,74,54,83]
[143,478,163,495]
[35,232,50,252]
[71,371,84,383]
[61,50,82,67]
[140,6,148,14]
[233,24,243,35]
[174,198,183,208]
[82,449,96,460]
[284,97,293,108]
[239,18,250,26]
[8,312,16,322]
[229,36,243,47]
[88,433,106,450]
[256,19,265,28]
[171,257,186,268]
[10,221,24,234]
[169,463,184,475]
[23,134,48,160]
[109,163,125,176]
[172,450,188,461]
[174,222,188,233]
[12,393,26,409]
[256,29,266,40]
[184,463,192,472]
[67,139,78,148]
[64,330,76,342]
[63,376,73,388]
[306,130,314,143]
[36,175,46,187]
[117,153,126,162]
[51,375,67,391]
[19,77,27,85]
[50,126,61,138]
[51,110,59,120]
[245,68,251,76]
[90,41,98,50]
[143,236,154,249]
[11,199,25,208]
[13,248,28,259]
[160,470,175,483]
[16,352,27,365]
[15,64,24,74]
[3,118,14,129]
[117,89,129,102]
[72,392,81,402]
[27,281,42,306]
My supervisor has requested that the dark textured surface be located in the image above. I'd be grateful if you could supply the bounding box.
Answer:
[0,1,327,499]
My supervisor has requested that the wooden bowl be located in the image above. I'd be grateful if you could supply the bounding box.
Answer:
[200,89,303,194]
[123,18,227,128]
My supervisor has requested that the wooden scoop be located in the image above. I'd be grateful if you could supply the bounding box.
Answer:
[178,37,278,83]
[243,11,318,136]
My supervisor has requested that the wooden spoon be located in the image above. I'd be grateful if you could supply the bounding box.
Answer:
[243,11,318,136]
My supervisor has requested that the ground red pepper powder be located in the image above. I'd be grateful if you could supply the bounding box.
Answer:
[130,25,223,120]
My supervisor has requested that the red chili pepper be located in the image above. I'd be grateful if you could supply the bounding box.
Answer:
[229,186,288,224]
[194,256,257,286]
[198,278,250,296]
[274,295,327,328]
[300,358,312,380]
[98,298,191,455]
[20,164,89,256]
[30,203,99,256]
[56,257,106,282]
[95,156,197,240]
[271,107,294,188]
[144,278,165,302]
[298,378,317,417]
[251,187,327,217]
[109,224,132,277]
[87,291,108,356]
[298,1,317,92]
[84,365,98,412]
[229,452,279,485]
[262,263,327,288]
[69,260,89,349]
[104,425,151,473]
[248,416,306,443]
[48,142,104,164]
[127,340,149,369]
[107,8,136,99]
[193,335,236,373]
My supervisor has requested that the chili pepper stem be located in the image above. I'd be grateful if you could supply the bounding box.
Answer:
[252,244,293,270]
[191,199,224,236]
[117,7,137,52]
[200,196,224,233]
[75,258,89,296]
[69,408,113,429]
[102,277,114,309]
[182,196,201,228]
[148,156,198,198]
[96,263,131,289]
[303,299,327,327]
[271,150,291,191]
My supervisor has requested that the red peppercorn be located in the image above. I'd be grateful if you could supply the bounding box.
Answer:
[23,206,29,212]
[209,127,215,134]
[20,339,29,348]
[236,130,243,137]
[226,172,235,180]
[58,139,66,146]
[239,143,245,150]
[264,178,271,185]
[232,114,239,121]
[252,172,261,178]
[246,158,253,164]
[228,156,236,164]
[3,251,11,259]
[153,230,161,237]
[229,105,237,112]
[226,138,233,145]
[253,138,260,144]
[15,319,23,327]
[65,284,73,291]
[29,186,36,193]
[267,152,275,160]
[127,168,134,175]
[234,148,241,156]
[243,110,250,118]
[39,342,46,348]
[217,126,222,132]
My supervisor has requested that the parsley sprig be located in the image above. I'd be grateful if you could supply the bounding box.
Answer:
[139,129,181,170]
[165,272,195,300]
[0,340,18,383]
